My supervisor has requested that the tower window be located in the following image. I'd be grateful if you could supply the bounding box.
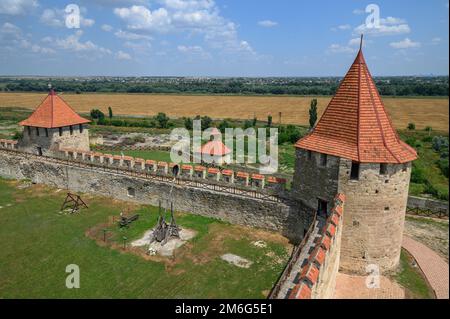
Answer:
[320,153,327,167]
[380,163,388,175]
[45,128,49,137]
[69,126,73,135]
[36,127,40,136]
[27,126,31,135]
[59,127,63,136]
[402,164,408,172]
[307,150,312,160]
[79,124,83,133]
[350,162,360,180]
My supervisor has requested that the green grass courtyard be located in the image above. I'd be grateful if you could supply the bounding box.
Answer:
[0,178,291,298]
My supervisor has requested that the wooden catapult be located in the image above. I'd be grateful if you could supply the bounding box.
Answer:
[61,193,88,214]
[150,200,180,247]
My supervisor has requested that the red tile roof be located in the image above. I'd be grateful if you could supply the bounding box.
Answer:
[295,49,417,164]
[221,169,234,176]
[330,214,340,227]
[200,140,231,156]
[19,90,90,128]
[208,168,220,174]
[251,174,265,180]
[236,172,249,178]
[290,282,312,299]
[311,246,326,266]
[320,236,331,251]
[300,263,320,285]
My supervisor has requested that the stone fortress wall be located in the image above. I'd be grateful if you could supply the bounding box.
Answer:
[0,142,313,243]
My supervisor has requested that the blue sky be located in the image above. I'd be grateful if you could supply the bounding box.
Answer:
[0,0,448,76]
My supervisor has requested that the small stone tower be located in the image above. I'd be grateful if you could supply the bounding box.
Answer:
[292,43,418,274]
[18,88,90,156]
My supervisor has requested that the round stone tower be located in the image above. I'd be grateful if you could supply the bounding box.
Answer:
[18,88,91,156]
[292,41,418,274]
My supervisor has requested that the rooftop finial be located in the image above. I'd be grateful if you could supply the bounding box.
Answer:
[360,34,364,51]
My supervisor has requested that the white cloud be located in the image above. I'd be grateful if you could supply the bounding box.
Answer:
[354,16,410,37]
[114,1,256,56]
[390,38,421,49]
[0,22,55,55]
[178,44,211,59]
[0,0,38,15]
[114,5,171,32]
[332,24,351,32]
[55,30,111,56]
[431,37,441,45]
[328,44,356,54]
[40,7,95,28]
[258,20,278,28]
[162,0,214,10]
[115,29,152,40]
[116,50,131,60]
[101,24,114,32]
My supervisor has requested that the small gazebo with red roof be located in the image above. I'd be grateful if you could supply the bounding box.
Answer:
[18,88,91,156]
[194,140,232,165]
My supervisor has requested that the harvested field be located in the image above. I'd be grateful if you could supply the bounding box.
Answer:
[0,93,448,131]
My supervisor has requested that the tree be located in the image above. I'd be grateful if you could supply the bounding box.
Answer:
[155,112,170,128]
[203,116,213,130]
[244,120,252,129]
[252,116,257,127]
[219,120,230,133]
[407,122,416,130]
[184,117,193,130]
[267,115,273,127]
[425,126,433,136]
[309,99,318,129]
[108,107,113,119]
[90,109,105,121]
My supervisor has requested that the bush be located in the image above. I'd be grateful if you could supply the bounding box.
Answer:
[432,136,449,153]
[437,158,449,177]
[411,164,427,184]
[12,131,23,140]
[155,112,170,129]
[407,123,416,130]
[133,135,146,144]
[90,109,105,120]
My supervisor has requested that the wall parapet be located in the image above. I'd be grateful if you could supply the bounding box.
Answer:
[0,146,284,204]
[287,194,345,299]
[53,146,288,192]
[0,139,18,150]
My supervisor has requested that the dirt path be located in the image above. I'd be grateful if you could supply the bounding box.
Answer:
[402,236,449,299]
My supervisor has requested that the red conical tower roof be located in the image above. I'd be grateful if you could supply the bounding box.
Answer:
[19,89,90,128]
[295,46,417,164]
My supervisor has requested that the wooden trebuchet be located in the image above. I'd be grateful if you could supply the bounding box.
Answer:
[61,193,88,214]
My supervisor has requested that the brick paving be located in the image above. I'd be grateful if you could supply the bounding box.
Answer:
[334,273,405,299]
[402,235,449,299]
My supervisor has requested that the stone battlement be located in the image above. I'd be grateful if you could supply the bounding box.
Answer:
[289,194,345,299]
[0,139,18,150]
[57,146,287,192]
